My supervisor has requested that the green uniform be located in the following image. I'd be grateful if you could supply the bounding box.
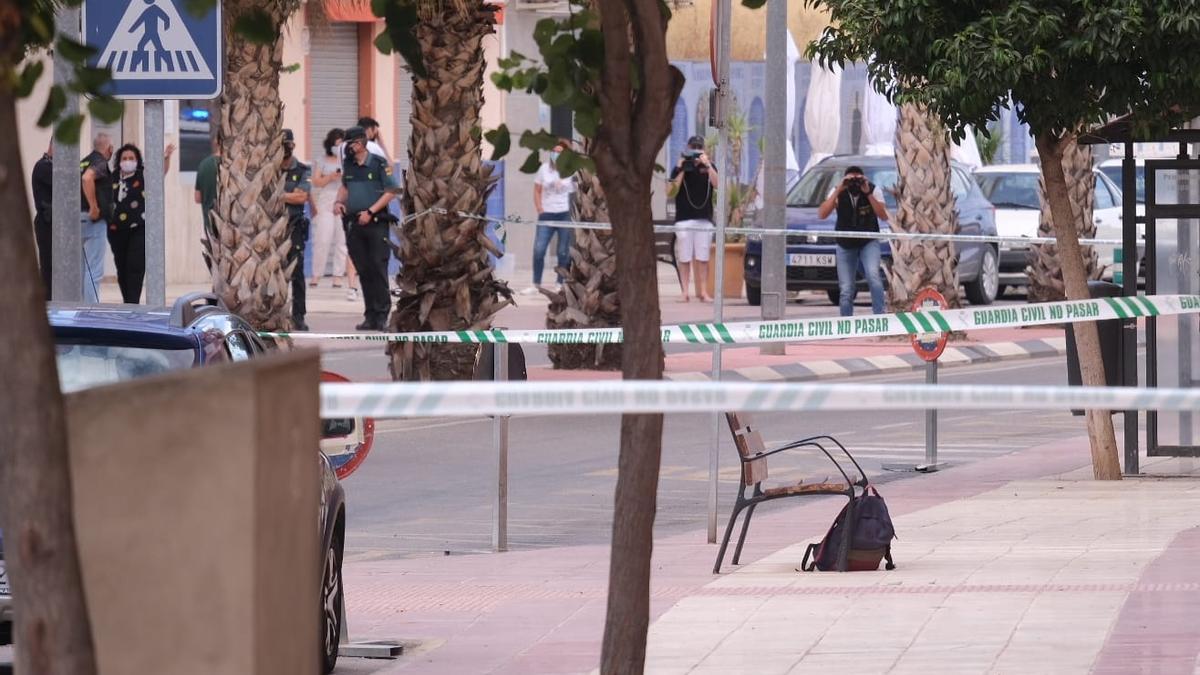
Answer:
[282,158,312,219]
[195,154,218,236]
[342,153,396,214]
[341,152,396,329]
[282,157,311,323]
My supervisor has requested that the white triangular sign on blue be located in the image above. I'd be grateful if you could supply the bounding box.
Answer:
[98,0,213,81]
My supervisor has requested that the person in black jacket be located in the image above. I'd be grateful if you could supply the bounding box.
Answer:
[817,165,890,316]
[32,143,53,297]
[670,135,719,303]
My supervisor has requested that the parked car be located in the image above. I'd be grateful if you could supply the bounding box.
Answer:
[973,163,1133,290]
[0,294,348,674]
[744,155,1001,306]
[1097,158,1145,207]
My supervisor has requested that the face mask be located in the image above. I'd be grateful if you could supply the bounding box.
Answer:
[120,160,137,174]
[549,151,560,163]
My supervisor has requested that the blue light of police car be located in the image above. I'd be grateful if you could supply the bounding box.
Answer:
[188,109,210,120]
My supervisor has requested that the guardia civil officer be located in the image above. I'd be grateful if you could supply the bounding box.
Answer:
[281,129,312,331]
[336,126,397,331]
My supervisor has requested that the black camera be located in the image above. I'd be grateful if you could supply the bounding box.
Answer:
[844,175,869,194]
[681,148,703,173]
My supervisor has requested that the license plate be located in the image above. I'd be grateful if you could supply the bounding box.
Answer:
[0,560,8,596]
[788,253,835,267]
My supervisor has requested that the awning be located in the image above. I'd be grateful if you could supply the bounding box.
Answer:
[323,0,377,22]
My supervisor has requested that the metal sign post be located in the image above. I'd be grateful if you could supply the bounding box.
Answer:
[885,287,949,473]
[493,342,509,553]
[144,100,166,305]
[759,0,788,356]
[52,5,83,302]
[82,0,223,305]
[707,0,733,545]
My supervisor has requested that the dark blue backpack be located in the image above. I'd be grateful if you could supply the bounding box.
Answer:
[802,487,896,572]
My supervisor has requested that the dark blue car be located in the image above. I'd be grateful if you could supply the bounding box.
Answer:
[0,294,348,673]
[745,155,1000,306]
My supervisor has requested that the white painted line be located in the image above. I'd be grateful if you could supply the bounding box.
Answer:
[864,354,911,370]
[982,342,1030,358]
[666,372,711,382]
[734,366,786,381]
[803,360,850,377]
[937,347,974,364]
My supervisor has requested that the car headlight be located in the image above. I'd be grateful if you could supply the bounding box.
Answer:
[746,256,758,267]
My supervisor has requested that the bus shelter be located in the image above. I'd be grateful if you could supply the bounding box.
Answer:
[1080,120,1200,474]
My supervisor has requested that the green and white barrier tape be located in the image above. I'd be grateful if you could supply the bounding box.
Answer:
[320,380,1200,418]
[264,294,1200,345]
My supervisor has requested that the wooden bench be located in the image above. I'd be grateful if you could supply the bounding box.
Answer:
[714,412,868,574]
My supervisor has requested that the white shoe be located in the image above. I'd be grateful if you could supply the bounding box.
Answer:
[519,286,540,296]
[346,288,359,301]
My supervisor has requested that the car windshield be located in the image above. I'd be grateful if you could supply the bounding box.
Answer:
[786,166,899,209]
[974,172,1040,209]
[55,341,196,393]
[1099,165,1145,204]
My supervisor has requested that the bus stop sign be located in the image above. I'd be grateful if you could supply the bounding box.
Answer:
[910,287,949,362]
[82,0,223,99]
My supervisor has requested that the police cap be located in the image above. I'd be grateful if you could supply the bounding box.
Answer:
[344,126,367,143]
[282,128,296,144]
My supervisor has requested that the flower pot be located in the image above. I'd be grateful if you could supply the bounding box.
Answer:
[706,242,746,299]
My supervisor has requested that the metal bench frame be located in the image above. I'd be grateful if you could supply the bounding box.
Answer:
[714,411,869,574]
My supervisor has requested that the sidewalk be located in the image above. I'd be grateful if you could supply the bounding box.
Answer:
[338,442,1200,674]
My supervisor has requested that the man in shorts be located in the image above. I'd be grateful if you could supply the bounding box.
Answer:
[669,135,719,302]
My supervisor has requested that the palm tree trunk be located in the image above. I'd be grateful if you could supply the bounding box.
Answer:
[388,2,512,381]
[0,83,97,675]
[209,2,298,332]
[545,167,623,370]
[1028,136,1098,302]
[888,102,961,310]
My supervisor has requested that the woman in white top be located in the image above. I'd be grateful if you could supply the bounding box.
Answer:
[309,128,357,296]
[527,140,576,292]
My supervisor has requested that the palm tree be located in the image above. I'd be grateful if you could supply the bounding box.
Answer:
[1028,136,1099,302]
[545,165,622,370]
[207,2,300,332]
[886,102,961,310]
[387,1,512,381]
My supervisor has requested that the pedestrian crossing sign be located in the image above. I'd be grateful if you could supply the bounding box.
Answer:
[83,0,222,99]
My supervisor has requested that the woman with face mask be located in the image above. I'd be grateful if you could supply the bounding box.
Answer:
[108,142,173,303]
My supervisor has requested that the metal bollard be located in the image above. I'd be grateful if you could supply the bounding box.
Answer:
[492,343,509,552]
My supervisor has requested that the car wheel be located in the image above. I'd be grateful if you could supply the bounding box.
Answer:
[745,282,761,306]
[321,533,344,674]
[965,246,1000,305]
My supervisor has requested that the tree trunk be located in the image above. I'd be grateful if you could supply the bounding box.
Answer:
[589,0,683,666]
[1029,136,1098,302]
[546,168,623,370]
[0,87,98,674]
[388,2,511,381]
[1036,131,1122,480]
[210,3,297,332]
[888,102,961,310]
[597,177,665,673]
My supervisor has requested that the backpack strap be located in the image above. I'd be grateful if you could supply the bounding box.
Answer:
[884,545,896,571]
[801,543,820,572]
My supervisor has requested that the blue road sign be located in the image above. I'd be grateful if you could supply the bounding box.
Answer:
[82,0,222,99]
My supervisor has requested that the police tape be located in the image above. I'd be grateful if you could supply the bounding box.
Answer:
[422,207,1126,247]
[319,380,1200,418]
[264,294,1200,345]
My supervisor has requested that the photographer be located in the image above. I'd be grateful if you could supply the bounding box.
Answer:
[670,135,719,303]
[817,166,890,316]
